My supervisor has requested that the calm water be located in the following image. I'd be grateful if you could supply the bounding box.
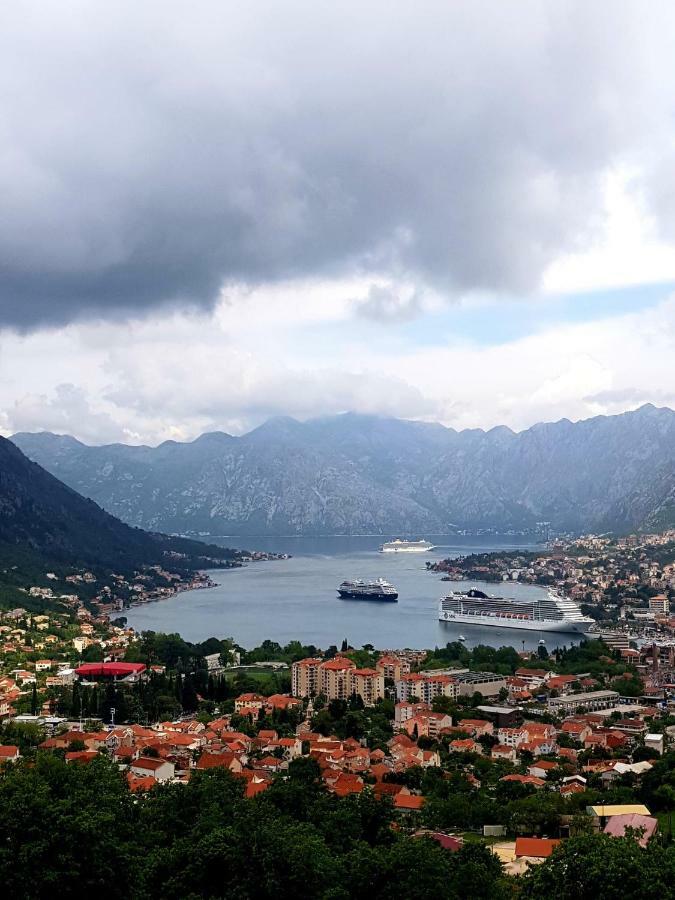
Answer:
[122,535,582,652]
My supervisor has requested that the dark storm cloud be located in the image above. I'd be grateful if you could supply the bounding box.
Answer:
[0,0,672,329]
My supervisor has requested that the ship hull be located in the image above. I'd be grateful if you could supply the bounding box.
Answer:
[338,590,398,601]
[438,610,591,633]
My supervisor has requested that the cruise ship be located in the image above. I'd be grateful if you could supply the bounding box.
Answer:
[338,578,399,601]
[438,588,594,634]
[380,539,435,553]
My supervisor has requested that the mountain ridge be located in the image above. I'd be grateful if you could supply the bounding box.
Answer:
[11,404,675,537]
[0,435,241,574]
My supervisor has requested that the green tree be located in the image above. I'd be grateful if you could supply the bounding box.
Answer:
[521,832,675,898]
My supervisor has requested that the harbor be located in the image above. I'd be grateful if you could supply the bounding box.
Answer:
[120,535,585,651]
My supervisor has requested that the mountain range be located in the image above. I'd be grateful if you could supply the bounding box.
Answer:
[0,434,239,574]
[11,404,675,537]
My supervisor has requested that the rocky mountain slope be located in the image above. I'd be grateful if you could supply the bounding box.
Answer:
[12,405,675,537]
[0,435,240,571]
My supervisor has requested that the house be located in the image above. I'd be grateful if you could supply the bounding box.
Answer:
[264,694,301,714]
[328,773,364,797]
[514,668,550,688]
[245,780,270,798]
[547,675,577,694]
[395,701,432,725]
[65,750,99,764]
[403,712,452,739]
[394,793,425,812]
[233,693,265,713]
[644,733,665,755]
[449,738,479,754]
[196,751,244,773]
[491,744,518,763]
[127,774,156,793]
[514,837,561,859]
[506,677,532,700]
[603,814,658,847]
[458,718,494,737]
[586,804,651,830]
[497,727,527,748]
[560,721,592,743]
[500,774,546,789]
[528,760,558,779]
[278,737,302,759]
[561,781,586,797]
[0,745,20,763]
[255,755,285,774]
[130,757,175,782]
[520,737,558,757]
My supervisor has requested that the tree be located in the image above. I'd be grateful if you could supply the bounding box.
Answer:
[521,832,675,898]
[0,754,138,898]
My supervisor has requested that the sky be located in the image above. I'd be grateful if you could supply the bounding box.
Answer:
[1,1,675,444]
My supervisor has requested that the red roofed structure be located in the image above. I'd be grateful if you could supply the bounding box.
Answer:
[75,662,146,680]
[515,837,560,858]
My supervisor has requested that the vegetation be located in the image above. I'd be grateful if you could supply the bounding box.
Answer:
[0,754,510,900]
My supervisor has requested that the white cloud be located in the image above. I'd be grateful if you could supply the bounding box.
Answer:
[542,168,675,294]
[1,290,675,443]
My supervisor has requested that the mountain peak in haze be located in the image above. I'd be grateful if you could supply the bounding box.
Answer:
[11,405,675,537]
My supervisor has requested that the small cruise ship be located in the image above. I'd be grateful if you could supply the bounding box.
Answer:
[380,538,435,553]
[338,578,399,601]
[438,588,594,634]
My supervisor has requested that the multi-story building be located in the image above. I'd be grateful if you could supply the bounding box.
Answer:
[292,657,385,706]
[291,658,323,697]
[234,693,265,713]
[649,595,670,615]
[376,654,408,682]
[395,673,459,703]
[453,671,507,698]
[349,668,385,706]
[548,690,620,715]
[320,657,355,701]
[394,701,431,725]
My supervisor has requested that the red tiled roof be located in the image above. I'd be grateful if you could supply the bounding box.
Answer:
[127,773,155,793]
[132,756,167,771]
[515,837,560,858]
[501,774,546,787]
[196,752,237,769]
[0,745,19,757]
[245,781,269,798]
[321,658,356,671]
[394,793,425,810]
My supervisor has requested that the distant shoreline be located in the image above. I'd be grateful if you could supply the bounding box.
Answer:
[184,531,545,541]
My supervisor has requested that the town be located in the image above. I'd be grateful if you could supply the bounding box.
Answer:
[429,529,675,638]
[4,532,675,891]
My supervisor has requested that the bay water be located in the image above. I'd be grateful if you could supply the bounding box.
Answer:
[121,535,584,653]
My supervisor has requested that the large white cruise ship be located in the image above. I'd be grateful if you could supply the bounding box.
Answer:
[380,538,435,553]
[438,588,594,634]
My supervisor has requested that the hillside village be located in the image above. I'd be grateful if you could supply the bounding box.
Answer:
[429,529,675,635]
[4,576,675,877]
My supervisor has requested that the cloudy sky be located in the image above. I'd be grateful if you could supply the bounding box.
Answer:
[1,1,675,444]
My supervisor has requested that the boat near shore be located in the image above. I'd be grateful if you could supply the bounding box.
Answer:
[439,587,594,634]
